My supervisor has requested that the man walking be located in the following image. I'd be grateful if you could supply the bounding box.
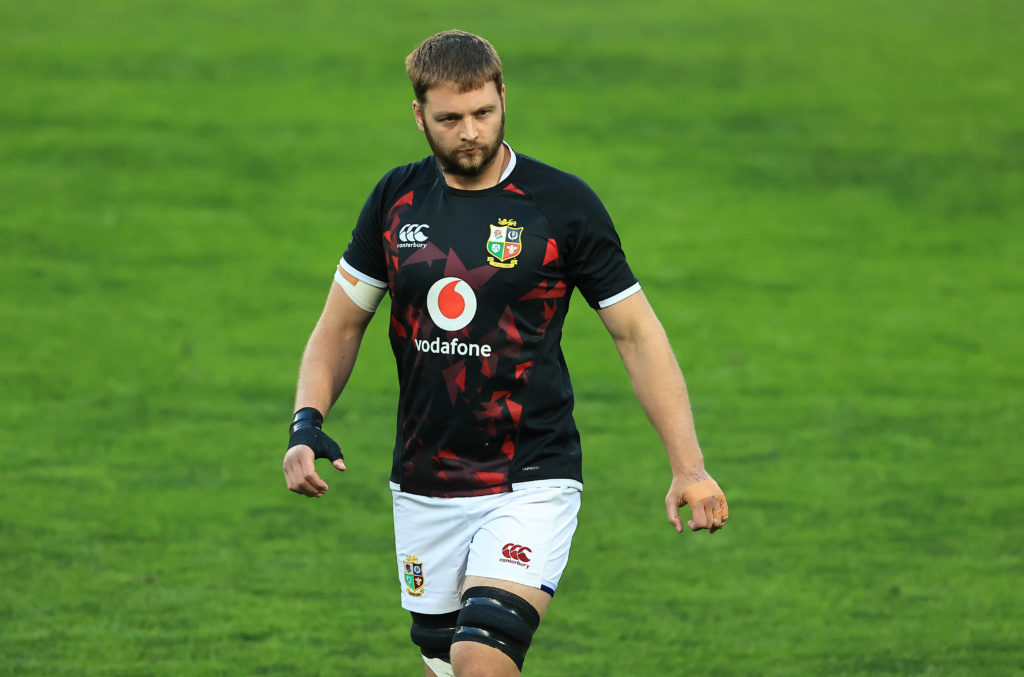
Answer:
[282,30,728,677]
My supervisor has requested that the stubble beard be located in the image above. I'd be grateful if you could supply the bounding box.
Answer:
[424,112,506,180]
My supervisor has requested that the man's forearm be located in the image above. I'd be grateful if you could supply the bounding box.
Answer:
[294,320,365,416]
[612,319,709,483]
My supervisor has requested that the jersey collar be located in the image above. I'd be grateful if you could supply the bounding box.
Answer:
[499,141,517,183]
[434,141,517,193]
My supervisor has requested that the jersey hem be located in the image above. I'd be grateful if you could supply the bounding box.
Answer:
[511,478,583,492]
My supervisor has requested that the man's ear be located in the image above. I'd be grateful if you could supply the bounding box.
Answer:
[412,99,426,132]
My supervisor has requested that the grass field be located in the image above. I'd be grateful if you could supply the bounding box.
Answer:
[1,1,1022,675]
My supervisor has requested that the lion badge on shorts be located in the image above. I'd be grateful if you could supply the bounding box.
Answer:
[403,555,425,597]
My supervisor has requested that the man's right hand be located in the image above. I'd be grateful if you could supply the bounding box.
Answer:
[283,444,347,497]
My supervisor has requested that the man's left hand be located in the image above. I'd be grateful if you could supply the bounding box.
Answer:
[666,476,728,534]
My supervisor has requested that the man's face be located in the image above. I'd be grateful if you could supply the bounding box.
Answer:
[414,81,506,180]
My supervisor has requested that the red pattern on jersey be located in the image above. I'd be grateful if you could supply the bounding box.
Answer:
[404,304,422,341]
[443,361,466,405]
[405,242,447,266]
[498,307,523,344]
[480,354,495,377]
[476,399,505,421]
[515,361,533,380]
[474,471,506,486]
[443,248,498,289]
[388,191,415,228]
[537,302,558,336]
[390,315,407,339]
[504,183,525,196]
[519,280,567,301]
[505,399,523,425]
[501,435,516,459]
[434,448,458,484]
[543,238,560,266]
[428,447,509,497]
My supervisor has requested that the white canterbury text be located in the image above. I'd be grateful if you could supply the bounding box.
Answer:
[398,223,430,248]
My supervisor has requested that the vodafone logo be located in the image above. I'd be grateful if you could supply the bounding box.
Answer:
[415,277,491,357]
[502,543,532,562]
[426,277,477,331]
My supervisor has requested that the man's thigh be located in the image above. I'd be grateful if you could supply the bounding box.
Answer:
[462,575,552,619]
[465,485,581,596]
[449,486,581,674]
[393,490,474,613]
[450,576,550,677]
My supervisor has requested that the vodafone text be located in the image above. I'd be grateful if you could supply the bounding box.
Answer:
[413,336,492,357]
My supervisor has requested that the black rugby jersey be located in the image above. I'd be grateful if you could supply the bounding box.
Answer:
[339,147,639,498]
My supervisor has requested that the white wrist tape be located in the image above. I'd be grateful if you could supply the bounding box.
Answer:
[334,262,387,313]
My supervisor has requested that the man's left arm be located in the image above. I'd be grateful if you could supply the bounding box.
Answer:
[597,291,729,534]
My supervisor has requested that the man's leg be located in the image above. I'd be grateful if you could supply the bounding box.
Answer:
[393,490,475,677]
[449,484,580,675]
[449,576,551,677]
[411,610,459,677]
[401,484,578,675]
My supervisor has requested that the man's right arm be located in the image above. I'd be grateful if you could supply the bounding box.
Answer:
[282,281,377,497]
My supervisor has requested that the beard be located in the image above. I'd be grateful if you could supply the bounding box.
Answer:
[423,112,506,179]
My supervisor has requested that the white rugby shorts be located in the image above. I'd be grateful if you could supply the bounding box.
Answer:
[392,483,582,614]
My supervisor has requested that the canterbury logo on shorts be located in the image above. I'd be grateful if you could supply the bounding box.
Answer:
[501,543,532,564]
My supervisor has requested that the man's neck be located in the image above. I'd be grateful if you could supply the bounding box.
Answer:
[442,143,510,191]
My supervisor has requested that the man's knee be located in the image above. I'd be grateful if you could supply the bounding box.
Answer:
[411,610,459,676]
[451,586,541,672]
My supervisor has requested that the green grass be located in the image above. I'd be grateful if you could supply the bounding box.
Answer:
[2,0,1022,674]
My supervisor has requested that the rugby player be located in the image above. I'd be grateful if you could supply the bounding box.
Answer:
[282,29,729,677]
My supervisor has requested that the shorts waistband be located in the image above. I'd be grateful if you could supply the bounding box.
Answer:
[389,479,582,494]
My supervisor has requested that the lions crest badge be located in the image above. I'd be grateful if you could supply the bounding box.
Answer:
[403,555,425,597]
[486,218,523,269]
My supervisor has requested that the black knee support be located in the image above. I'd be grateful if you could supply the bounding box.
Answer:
[452,586,541,671]
[410,610,459,661]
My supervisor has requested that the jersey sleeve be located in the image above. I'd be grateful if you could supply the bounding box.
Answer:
[562,179,640,309]
[337,175,392,287]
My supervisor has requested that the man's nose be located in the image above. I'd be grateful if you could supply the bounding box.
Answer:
[460,117,479,141]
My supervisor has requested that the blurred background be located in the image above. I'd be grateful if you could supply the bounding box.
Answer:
[1,1,1021,674]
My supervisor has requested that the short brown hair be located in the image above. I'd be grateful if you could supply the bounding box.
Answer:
[405,30,503,104]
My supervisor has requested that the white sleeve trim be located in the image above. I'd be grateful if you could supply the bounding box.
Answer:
[596,282,642,309]
[338,257,387,288]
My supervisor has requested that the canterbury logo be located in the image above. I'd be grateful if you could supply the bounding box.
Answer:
[398,223,430,243]
[501,543,532,563]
